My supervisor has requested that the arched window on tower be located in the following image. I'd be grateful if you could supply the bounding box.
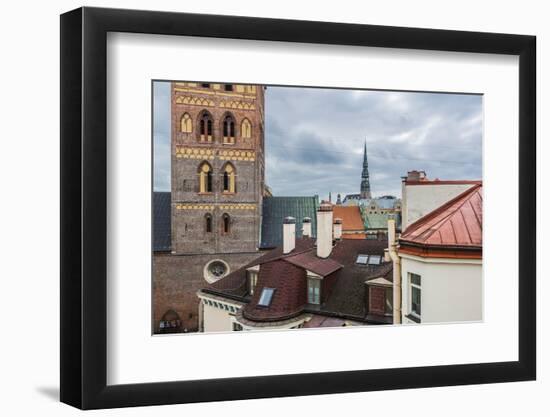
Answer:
[180,113,193,133]
[241,118,252,139]
[198,161,213,193]
[222,114,236,144]
[222,213,231,234]
[205,213,213,233]
[198,111,213,142]
[222,163,236,193]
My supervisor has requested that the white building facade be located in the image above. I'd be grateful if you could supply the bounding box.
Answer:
[390,172,483,325]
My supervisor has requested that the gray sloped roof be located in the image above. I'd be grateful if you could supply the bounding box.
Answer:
[260,196,319,249]
[153,192,171,252]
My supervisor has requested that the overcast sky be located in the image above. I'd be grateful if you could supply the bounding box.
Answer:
[154,82,482,200]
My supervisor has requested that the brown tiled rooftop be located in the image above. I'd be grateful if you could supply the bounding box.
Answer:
[284,251,343,276]
[203,236,393,323]
[333,205,365,231]
[342,233,367,240]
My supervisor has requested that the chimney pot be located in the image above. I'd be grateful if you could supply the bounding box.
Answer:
[302,217,312,237]
[316,202,334,258]
[333,217,343,240]
[283,216,296,254]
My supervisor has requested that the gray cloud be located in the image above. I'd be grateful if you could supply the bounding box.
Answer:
[154,82,482,200]
[153,82,170,191]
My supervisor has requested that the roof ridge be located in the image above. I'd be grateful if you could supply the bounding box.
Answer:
[258,246,315,265]
[402,183,482,239]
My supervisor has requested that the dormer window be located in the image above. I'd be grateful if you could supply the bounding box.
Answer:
[258,287,275,307]
[247,268,259,295]
[307,277,321,304]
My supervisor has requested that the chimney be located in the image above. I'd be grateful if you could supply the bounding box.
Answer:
[283,216,296,254]
[333,217,343,240]
[406,170,427,182]
[302,217,312,237]
[387,214,397,249]
[316,201,333,258]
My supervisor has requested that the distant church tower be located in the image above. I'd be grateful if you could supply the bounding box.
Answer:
[360,140,372,199]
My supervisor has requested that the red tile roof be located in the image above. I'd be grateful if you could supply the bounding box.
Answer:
[208,237,315,294]
[400,184,482,255]
[243,260,307,321]
[302,315,348,328]
[219,237,393,323]
[284,251,343,276]
[342,233,367,240]
[333,206,365,231]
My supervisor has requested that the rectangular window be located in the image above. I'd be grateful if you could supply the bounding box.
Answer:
[247,271,258,295]
[385,287,393,315]
[258,287,275,307]
[308,278,321,304]
[410,273,421,317]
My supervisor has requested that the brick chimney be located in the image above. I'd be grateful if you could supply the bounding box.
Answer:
[302,217,312,238]
[333,217,343,240]
[283,216,296,254]
[316,201,333,258]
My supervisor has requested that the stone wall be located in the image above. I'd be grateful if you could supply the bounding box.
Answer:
[153,251,263,333]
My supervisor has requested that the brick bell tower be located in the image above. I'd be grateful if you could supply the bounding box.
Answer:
[170,82,265,256]
[154,82,266,334]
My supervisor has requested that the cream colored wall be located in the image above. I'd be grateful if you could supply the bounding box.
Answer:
[203,302,234,333]
[400,255,482,324]
[402,183,475,229]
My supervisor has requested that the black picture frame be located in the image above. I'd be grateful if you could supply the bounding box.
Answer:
[60,6,536,410]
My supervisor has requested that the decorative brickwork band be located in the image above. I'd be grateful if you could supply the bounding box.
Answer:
[175,203,257,210]
[175,146,256,161]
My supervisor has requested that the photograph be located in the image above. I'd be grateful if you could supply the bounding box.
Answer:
[152,81,483,334]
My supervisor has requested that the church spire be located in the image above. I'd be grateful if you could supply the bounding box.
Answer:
[360,139,372,199]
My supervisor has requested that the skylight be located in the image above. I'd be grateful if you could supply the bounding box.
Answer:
[356,254,382,265]
[258,287,275,307]
[356,255,369,264]
[368,255,382,265]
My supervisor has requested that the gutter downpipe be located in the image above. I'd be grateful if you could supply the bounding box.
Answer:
[388,216,402,324]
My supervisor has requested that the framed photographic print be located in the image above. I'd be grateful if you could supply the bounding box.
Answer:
[60,6,536,410]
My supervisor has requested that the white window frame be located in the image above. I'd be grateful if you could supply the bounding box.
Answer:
[307,277,321,305]
[409,273,422,319]
[258,287,275,307]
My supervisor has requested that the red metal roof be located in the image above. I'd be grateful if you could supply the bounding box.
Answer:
[400,184,482,249]
[404,179,482,186]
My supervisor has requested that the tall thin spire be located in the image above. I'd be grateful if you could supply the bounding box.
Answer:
[360,139,372,199]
